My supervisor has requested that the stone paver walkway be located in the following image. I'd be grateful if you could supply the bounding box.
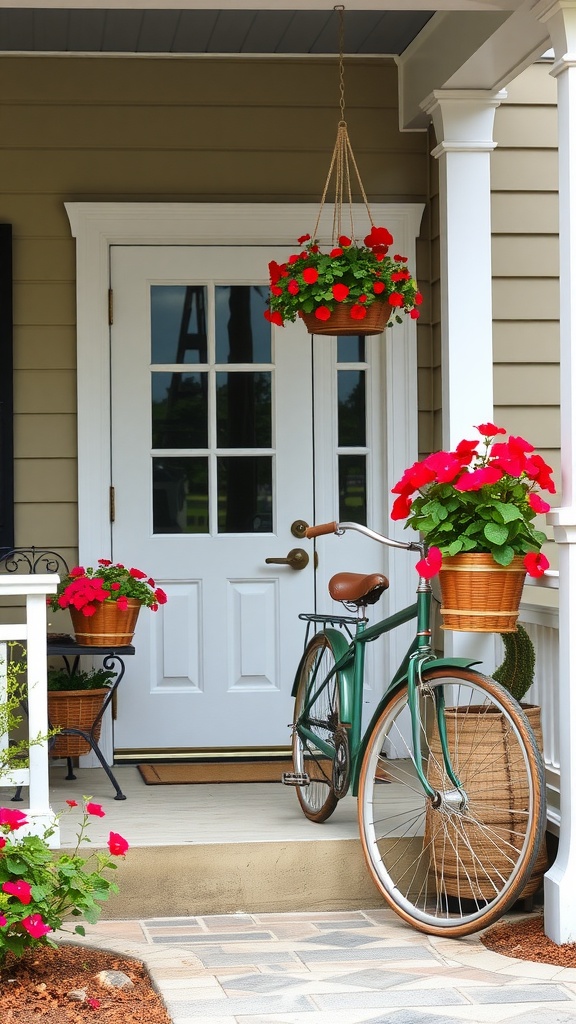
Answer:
[65,909,576,1023]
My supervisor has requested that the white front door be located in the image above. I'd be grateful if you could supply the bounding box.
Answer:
[110,245,318,751]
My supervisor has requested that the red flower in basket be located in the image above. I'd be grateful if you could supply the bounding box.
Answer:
[50,560,168,617]
[391,425,554,579]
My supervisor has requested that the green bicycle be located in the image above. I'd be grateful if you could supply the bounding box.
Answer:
[284,520,546,937]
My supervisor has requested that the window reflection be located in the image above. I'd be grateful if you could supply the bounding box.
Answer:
[151,285,207,364]
[338,370,366,447]
[215,286,271,363]
[339,454,367,525]
[216,372,271,448]
[152,372,208,449]
[217,456,272,533]
[337,336,365,362]
[153,457,208,534]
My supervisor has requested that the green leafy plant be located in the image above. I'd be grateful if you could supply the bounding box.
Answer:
[265,227,422,328]
[493,624,536,704]
[49,559,167,617]
[0,799,128,962]
[47,667,115,692]
[0,645,55,780]
[390,423,555,579]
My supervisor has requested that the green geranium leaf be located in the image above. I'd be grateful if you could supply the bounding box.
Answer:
[447,539,464,556]
[493,501,524,524]
[491,544,516,566]
[484,522,509,545]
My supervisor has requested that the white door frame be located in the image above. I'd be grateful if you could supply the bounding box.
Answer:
[65,201,424,674]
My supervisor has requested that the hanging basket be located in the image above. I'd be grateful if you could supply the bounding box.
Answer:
[439,553,526,633]
[69,598,141,647]
[425,703,547,902]
[300,299,393,337]
[47,689,109,758]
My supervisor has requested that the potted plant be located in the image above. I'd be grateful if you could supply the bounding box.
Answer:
[264,227,423,336]
[390,423,555,631]
[47,667,115,759]
[49,559,167,646]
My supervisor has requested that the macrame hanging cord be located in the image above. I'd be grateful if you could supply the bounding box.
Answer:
[313,5,375,245]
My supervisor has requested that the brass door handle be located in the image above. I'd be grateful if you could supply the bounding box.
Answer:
[265,548,309,570]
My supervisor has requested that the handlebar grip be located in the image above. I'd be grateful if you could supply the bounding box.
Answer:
[305,521,339,538]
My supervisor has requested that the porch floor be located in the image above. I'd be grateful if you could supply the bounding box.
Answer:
[1,764,360,848]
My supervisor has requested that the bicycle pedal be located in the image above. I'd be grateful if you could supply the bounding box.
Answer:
[282,771,310,787]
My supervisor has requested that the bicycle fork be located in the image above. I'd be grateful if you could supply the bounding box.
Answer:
[407,653,466,809]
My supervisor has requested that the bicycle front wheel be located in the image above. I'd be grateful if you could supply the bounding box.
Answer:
[292,632,343,822]
[358,666,545,937]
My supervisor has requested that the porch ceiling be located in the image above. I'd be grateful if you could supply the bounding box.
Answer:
[0,6,440,54]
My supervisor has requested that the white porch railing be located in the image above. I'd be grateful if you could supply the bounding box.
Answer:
[0,573,60,845]
[519,570,560,835]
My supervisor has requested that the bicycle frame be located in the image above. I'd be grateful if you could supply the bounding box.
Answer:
[293,523,480,798]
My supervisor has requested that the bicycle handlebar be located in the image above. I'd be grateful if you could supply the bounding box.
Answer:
[305,520,424,554]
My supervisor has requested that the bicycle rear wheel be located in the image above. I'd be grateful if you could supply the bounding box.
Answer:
[358,666,545,937]
[292,632,343,822]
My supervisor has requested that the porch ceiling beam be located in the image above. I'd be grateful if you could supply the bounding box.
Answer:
[398,4,551,129]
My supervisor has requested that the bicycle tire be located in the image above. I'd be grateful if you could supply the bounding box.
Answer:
[292,632,343,822]
[358,665,545,937]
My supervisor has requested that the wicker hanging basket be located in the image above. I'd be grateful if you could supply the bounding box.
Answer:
[425,704,548,901]
[300,299,393,337]
[70,598,141,646]
[47,688,109,758]
[439,553,526,633]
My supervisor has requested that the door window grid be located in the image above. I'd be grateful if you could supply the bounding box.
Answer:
[150,283,274,535]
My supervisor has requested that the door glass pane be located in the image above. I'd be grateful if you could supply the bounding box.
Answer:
[152,372,208,448]
[339,454,367,524]
[338,370,366,447]
[337,336,365,362]
[153,457,208,534]
[151,285,207,364]
[216,371,272,448]
[215,286,271,363]
[217,456,272,533]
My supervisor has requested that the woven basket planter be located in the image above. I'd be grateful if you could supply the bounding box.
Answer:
[439,553,526,633]
[425,704,547,902]
[70,598,141,646]
[300,299,393,336]
[47,688,109,758]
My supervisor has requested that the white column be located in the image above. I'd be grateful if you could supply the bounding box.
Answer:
[534,0,576,945]
[421,89,504,447]
[421,89,504,668]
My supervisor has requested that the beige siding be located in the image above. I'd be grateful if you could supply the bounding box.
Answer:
[0,54,430,551]
[492,60,560,505]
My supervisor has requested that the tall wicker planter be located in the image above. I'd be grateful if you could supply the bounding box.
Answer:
[300,299,393,337]
[70,598,141,646]
[425,703,547,902]
[439,553,526,633]
[47,689,109,758]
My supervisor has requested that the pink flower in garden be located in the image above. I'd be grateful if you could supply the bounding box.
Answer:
[86,802,105,818]
[108,832,129,857]
[0,807,28,831]
[0,914,7,927]
[2,880,32,904]
[21,914,51,938]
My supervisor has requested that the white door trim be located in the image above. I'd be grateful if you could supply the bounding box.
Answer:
[65,200,424,626]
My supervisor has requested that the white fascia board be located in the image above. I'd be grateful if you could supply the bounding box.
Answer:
[0,2,526,11]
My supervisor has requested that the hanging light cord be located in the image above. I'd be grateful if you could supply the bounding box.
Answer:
[313,4,375,245]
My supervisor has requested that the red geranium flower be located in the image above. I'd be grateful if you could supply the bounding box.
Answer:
[390,492,413,520]
[388,293,404,307]
[364,226,393,248]
[314,306,331,321]
[349,304,367,320]
[264,310,283,326]
[339,235,352,246]
[529,492,551,514]
[415,546,443,579]
[332,283,349,302]
[108,831,129,857]
[297,233,311,245]
[0,807,28,831]
[21,914,51,939]
[2,880,32,904]
[302,267,319,285]
[524,551,550,577]
[373,281,386,294]
[476,422,506,436]
[86,802,105,818]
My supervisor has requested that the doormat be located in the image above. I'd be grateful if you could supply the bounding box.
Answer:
[137,760,293,786]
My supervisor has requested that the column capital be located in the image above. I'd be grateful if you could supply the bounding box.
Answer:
[421,89,507,157]
[534,0,576,73]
